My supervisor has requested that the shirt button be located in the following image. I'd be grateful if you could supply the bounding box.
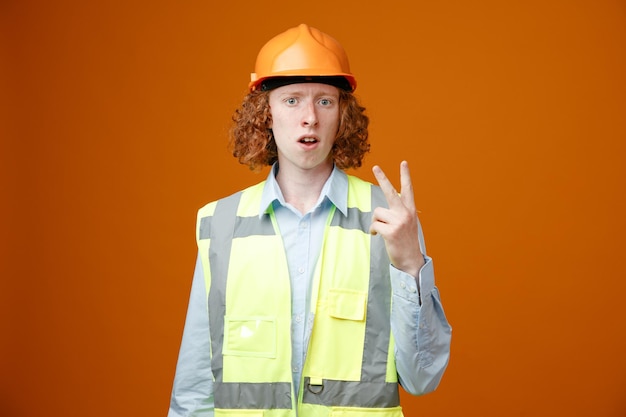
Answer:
[298,266,305,274]
[400,281,406,289]
[295,315,302,323]
[293,366,299,373]
[410,286,417,293]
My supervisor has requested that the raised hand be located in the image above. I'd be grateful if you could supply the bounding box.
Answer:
[370,161,425,278]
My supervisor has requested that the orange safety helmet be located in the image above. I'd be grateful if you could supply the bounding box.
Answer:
[249,24,357,92]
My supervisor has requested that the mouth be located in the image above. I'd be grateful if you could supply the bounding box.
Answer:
[299,137,319,144]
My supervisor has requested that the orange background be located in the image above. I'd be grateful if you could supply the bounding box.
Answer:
[2,1,626,416]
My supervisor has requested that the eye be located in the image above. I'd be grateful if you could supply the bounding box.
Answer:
[285,97,298,105]
[319,98,332,106]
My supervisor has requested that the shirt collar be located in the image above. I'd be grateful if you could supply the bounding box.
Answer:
[259,163,348,218]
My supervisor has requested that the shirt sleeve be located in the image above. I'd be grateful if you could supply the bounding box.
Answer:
[390,223,452,395]
[168,254,215,417]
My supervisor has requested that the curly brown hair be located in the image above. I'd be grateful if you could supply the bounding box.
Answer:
[228,88,370,172]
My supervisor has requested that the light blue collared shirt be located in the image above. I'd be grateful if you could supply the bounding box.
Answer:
[168,165,452,417]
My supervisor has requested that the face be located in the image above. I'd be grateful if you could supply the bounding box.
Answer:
[268,83,340,175]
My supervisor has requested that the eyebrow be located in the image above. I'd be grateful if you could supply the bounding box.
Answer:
[277,89,339,98]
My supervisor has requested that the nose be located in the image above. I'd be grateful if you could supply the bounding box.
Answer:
[302,102,318,127]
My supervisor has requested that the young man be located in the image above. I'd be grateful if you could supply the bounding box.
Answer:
[168,24,451,417]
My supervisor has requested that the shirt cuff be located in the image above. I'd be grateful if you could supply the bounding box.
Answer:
[390,255,435,306]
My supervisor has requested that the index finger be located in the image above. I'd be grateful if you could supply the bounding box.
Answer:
[372,164,402,208]
[400,160,416,212]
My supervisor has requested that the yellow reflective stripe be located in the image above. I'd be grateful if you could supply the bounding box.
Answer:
[215,410,295,417]
[305,177,397,389]
[237,182,265,217]
[306,222,370,381]
[205,187,292,386]
[346,175,372,211]
[386,333,397,383]
[328,406,403,417]
[215,409,296,417]
[309,205,336,313]
[223,236,292,383]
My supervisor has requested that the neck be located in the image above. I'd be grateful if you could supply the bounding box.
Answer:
[275,162,333,214]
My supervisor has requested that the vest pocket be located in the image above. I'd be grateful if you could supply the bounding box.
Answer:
[306,288,368,381]
[328,288,366,321]
[223,316,276,358]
